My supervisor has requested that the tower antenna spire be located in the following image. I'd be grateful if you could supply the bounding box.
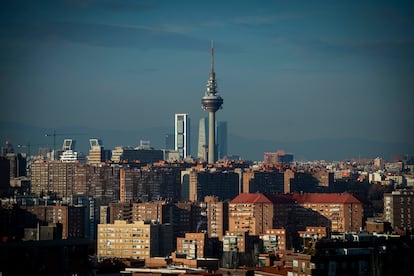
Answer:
[210,40,215,77]
[201,40,223,164]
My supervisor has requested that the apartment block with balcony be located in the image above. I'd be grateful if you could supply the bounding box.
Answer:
[384,190,414,231]
[97,220,173,260]
[293,193,363,233]
[228,193,273,235]
[204,195,228,240]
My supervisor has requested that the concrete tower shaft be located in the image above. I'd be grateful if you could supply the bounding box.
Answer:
[201,40,223,164]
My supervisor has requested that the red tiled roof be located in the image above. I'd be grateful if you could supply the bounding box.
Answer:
[230,193,272,204]
[292,193,362,204]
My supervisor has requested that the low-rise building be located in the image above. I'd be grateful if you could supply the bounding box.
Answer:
[97,220,173,260]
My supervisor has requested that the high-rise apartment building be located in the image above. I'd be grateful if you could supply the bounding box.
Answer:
[216,121,227,160]
[228,193,274,235]
[174,113,190,159]
[204,196,228,240]
[293,193,363,233]
[30,160,87,198]
[119,166,182,203]
[384,190,414,231]
[30,160,119,201]
[5,153,26,178]
[242,170,284,193]
[111,146,163,164]
[181,168,239,202]
[197,117,208,161]
[21,204,86,239]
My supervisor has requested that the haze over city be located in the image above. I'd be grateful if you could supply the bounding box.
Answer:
[1,0,413,161]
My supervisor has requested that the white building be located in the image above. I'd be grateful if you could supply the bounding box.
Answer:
[175,113,190,160]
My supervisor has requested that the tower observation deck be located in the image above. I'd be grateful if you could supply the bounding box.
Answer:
[201,40,223,163]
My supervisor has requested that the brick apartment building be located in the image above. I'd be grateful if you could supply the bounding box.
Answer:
[293,193,363,232]
[384,190,414,231]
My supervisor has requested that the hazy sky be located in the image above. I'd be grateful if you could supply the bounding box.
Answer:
[1,0,413,157]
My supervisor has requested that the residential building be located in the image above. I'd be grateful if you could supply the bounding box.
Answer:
[176,232,209,259]
[21,203,86,239]
[97,220,173,260]
[111,144,163,165]
[263,150,293,165]
[242,170,284,193]
[293,193,364,233]
[30,160,119,202]
[182,168,239,202]
[222,230,262,268]
[204,196,228,240]
[260,228,287,252]
[228,193,273,235]
[384,190,414,231]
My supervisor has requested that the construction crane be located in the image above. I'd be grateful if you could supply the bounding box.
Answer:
[17,142,49,157]
[44,130,86,160]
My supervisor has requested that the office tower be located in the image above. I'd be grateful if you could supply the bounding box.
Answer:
[60,138,85,162]
[201,40,223,164]
[88,138,104,165]
[62,139,75,151]
[5,153,26,178]
[165,133,175,150]
[216,121,227,160]
[197,117,208,161]
[1,140,14,156]
[174,113,190,159]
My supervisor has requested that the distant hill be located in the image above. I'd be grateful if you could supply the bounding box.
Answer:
[1,120,412,162]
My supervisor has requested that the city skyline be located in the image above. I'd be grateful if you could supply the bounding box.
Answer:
[1,0,413,161]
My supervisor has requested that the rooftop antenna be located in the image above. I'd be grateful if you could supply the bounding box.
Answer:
[210,40,215,79]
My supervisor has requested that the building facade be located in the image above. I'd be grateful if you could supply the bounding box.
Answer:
[182,168,239,202]
[228,193,274,235]
[216,121,227,160]
[293,193,364,233]
[205,195,228,240]
[197,117,208,161]
[175,113,191,160]
[97,220,173,260]
[384,190,414,231]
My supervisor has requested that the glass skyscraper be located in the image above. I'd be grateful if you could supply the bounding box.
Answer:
[217,121,228,160]
[197,117,208,161]
[174,113,190,159]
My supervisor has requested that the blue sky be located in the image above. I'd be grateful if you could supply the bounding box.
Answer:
[1,0,413,159]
